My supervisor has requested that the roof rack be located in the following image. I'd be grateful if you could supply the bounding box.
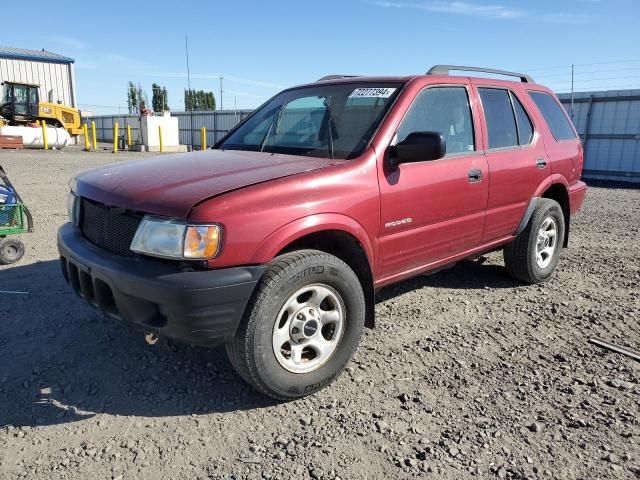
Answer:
[427,65,534,83]
[316,75,362,82]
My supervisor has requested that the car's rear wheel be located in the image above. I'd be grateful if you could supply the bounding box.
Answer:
[226,249,365,399]
[0,237,25,265]
[504,198,565,284]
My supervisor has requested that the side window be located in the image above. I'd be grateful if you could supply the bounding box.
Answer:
[529,91,577,141]
[478,88,518,149]
[397,87,474,155]
[28,88,38,105]
[510,92,534,145]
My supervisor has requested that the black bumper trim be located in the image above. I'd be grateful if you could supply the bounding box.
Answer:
[57,223,265,346]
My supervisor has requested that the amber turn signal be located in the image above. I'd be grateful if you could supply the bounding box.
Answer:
[183,225,221,259]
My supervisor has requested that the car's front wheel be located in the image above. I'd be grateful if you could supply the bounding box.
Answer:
[226,250,366,399]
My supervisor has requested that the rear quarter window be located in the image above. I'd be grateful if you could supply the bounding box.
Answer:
[529,91,577,141]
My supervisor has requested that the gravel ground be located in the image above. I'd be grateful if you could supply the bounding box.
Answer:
[0,146,638,480]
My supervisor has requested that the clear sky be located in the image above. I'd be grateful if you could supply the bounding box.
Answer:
[4,0,639,114]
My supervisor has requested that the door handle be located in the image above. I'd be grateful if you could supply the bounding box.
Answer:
[468,169,482,183]
[536,158,547,169]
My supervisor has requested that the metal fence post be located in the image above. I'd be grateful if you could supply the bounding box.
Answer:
[583,95,595,160]
[83,124,90,151]
[113,122,119,153]
[40,121,48,150]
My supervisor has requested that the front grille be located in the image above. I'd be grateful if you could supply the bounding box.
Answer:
[79,197,142,257]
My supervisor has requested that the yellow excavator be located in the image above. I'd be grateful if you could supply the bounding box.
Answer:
[0,81,82,135]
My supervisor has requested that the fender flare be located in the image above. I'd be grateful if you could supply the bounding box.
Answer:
[515,174,571,238]
[514,197,539,236]
[533,173,570,198]
[249,213,376,269]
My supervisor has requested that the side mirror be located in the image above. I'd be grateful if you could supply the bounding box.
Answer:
[385,131,446,170]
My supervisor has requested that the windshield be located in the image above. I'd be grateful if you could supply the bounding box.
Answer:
[218,82,403,159]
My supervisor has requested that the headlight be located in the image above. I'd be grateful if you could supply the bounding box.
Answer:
[67,192,80,225]
[130,216,221,260]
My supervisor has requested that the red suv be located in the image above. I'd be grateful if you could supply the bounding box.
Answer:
[58,65,587,399]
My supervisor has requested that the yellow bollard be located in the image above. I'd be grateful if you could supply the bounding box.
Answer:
[158,126,164,153]
[113,122,119,153]
[83,124,90,150]
[201,126,206,150]
[40,120,49,150]
[91,121,97,150]
[127,125,132,148]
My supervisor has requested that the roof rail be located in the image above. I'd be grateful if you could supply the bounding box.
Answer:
[427,65,534,83]
[316,75,362,82]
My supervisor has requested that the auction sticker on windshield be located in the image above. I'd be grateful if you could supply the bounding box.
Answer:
[348,87,396,98]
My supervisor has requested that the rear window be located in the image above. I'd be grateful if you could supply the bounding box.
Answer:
[529,91,577,141]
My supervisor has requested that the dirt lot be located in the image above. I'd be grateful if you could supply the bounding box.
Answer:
[0,146,638,480]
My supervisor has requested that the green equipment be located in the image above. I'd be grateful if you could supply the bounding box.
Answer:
[0,165,33,264]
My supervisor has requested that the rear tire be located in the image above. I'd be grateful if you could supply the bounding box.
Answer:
[0,237,25,264]
[504,199,565,284]
[226,250,366,400]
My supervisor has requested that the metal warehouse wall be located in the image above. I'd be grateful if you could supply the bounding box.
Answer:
[0,57,75,107]
[559,90,640,183]
[86,110,253,146]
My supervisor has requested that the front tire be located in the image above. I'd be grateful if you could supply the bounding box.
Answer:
[504,198,565,284]
[226,250,366,400]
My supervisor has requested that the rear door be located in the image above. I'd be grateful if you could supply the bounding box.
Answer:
[473,83,550,242]
[377,84,489,280]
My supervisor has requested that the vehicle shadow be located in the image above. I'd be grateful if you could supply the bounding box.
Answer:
[0,260,277,429]
[375,258,520,303]
[1,257,517,429]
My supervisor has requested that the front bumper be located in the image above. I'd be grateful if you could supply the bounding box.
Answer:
[57,223,265,346]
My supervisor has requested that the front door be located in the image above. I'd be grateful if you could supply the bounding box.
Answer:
[378,85,489,281]
[12,85,30,117]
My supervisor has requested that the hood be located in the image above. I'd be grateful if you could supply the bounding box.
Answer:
[75,149,338,218]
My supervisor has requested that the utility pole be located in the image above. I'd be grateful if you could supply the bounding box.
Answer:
[185,36,194,148]
[570,64,575,118]
[219,76,224,111]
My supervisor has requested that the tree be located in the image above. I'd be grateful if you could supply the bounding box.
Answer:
[152,83,170,112]
[184,89,190,110]
[152,83,161,112]
[206,91,216,110]
[184,89,215,111]
[162,87,169,111]
[127,82,149,114]
[127,81,138,114]
[138,84,148,113]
